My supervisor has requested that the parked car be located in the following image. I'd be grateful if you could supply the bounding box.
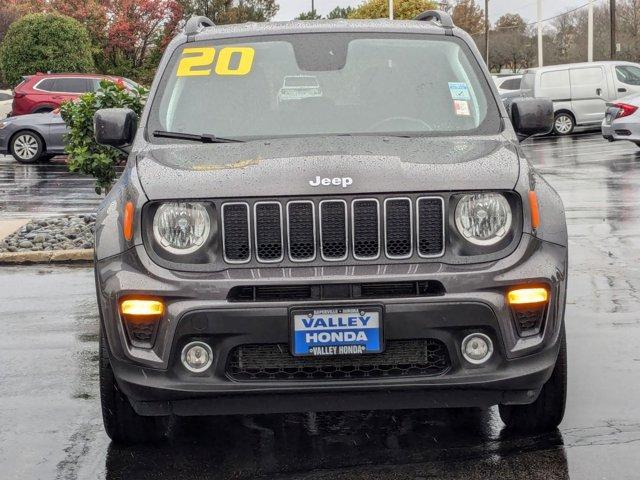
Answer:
[519,61,640,135]
[492,74,522,95]
[0,112,67,163]
[601,94,640,147]
[277,75,323,102]
[9,73,138,117]
[92,11,566,445]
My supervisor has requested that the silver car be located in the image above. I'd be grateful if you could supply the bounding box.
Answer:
[0,112,67,163]
[602,94,640,147]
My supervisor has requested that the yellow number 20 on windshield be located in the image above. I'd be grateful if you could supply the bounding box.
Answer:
[176,47,255,77]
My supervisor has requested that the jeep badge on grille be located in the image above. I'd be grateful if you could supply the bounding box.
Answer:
[309,176,353,188]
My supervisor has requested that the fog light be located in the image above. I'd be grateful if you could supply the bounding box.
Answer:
[461,333,493,365]
[181,341,213,373]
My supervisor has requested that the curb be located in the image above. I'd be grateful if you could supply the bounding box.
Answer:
[0,249,93,264]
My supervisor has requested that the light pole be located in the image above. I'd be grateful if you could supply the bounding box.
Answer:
[588,0,594,61]
[537,0,543,67]
[610,0,617,59]
[389,0,393,19]
[484,0,489,66]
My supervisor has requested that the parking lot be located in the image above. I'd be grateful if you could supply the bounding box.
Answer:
[1,131,640,479]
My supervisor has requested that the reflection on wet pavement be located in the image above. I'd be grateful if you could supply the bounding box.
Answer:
[1,133,640,479]
[0,156,119,218]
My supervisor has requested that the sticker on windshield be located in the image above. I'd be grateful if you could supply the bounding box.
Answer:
[454,100,471,116]
[448,82,471,100]
[176,46,255,77]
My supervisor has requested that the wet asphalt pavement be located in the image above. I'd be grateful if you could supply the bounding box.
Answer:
[1,132,640,479]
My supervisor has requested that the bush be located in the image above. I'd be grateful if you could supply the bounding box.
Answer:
[60,80,147,194]
[348,0,438,20]
[0,13,95,87]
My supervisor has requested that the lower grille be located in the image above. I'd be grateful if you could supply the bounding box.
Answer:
[226,339,451,381]
[227,280,445,302]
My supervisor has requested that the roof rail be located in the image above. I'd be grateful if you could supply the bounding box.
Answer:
[184,15,215,36]
[414,10,454,28]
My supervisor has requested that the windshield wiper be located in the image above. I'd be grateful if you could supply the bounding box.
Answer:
[152,130,243,143]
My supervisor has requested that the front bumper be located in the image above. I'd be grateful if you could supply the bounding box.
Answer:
[96,233,567,416]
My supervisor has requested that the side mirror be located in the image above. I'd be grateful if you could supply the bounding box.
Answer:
[93,108,137,152]
[509,97,554,141]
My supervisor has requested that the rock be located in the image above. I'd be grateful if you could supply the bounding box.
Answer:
[18,240,33,248]
[7,246,17,252]
[33,234,47,243]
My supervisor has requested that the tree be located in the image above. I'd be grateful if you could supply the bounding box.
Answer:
[178,0,279,24]
[99,0,182,74]
[0,3,21,44]
[348,0,438,20]
[0,13,94,87]
[451,0,484,35]
[327,6,353,19]
[490,14,532,72]
[494,13,527,33]
[296,10,321,20]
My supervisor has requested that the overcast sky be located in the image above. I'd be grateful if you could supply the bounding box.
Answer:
[273,0,587,23]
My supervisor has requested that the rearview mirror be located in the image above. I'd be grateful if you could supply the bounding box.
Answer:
[509,97,554,141]
[93,108,137,152]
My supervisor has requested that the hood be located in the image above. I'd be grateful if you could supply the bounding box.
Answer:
[136,135,520,200]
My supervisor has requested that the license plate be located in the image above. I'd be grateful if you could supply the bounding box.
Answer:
[291,307,382,356]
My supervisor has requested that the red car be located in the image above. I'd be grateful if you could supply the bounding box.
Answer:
[9,73,138,116]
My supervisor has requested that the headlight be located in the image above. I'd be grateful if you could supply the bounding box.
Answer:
[454,193,512,246]
[152,202,210,254]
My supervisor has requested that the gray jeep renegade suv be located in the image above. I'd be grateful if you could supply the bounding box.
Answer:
[93,11,567,444]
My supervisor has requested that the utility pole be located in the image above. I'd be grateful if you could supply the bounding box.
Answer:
[537,0,543,67]
[588,0,594,61]
[610,0,616,59]
[311,0,314,14]
[484,0,489,66]
[389,0,393,19]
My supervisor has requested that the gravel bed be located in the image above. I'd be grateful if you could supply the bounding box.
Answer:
[0,214,95,253]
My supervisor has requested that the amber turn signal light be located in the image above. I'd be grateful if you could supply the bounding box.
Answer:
[123,201,134,241]
[528,191,540,230]
[507,287,548,305]
[120,299,164,316]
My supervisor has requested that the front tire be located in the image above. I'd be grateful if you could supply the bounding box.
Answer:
[499,326,567,432]
[99,327,166,444]
[553,113,575,135]
[10,131,45,164]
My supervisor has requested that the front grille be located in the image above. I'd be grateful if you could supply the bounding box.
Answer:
[221,195,444,264]
[352,199,380,259]
[417,197,444,257]
[221,203,250,263]
[384,198,412,258]
[287,201,315,261]
[227,280,445,302]
[320,200,348,260]
[226,339,451,381]
[254,202,283,262]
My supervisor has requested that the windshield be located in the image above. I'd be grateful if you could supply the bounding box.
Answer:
[147,33,501,142]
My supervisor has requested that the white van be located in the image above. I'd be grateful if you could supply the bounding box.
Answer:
[520,61,640,135]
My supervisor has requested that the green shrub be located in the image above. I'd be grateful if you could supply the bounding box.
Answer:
[60,80,148,194]
[0,13,95,87]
